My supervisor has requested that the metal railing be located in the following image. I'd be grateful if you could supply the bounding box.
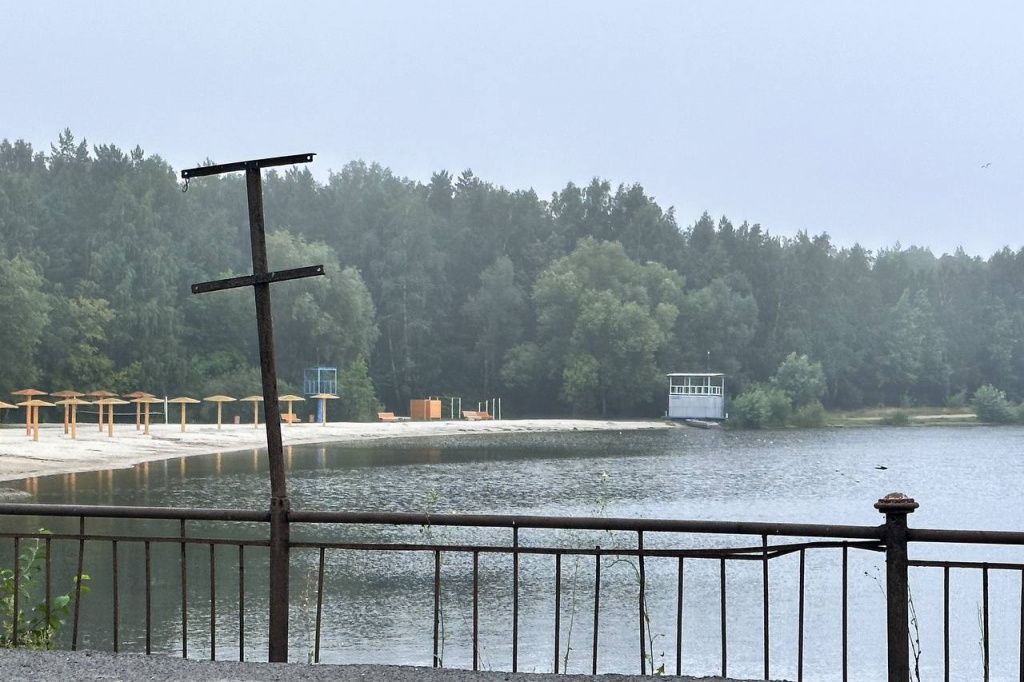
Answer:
[1,494,1023,681]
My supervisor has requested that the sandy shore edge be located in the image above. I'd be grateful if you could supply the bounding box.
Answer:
[0,419,671,485]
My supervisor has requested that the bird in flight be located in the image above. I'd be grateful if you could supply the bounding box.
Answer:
[982,162,992,168]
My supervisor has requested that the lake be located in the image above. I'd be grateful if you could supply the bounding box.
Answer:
[5,425,1024,680]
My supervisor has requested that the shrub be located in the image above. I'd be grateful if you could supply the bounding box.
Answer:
[728,384,791,428]
[880,410,911,426]
[946,390,967,409]
[971,385,1016,424]
[771,352,826,407]
[792,401,827,428]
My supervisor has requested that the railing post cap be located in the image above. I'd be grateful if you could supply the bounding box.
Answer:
[874,492,919,514]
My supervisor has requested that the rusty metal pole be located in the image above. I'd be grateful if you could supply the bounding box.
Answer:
[876,492,918,682]
[245,164,290,663]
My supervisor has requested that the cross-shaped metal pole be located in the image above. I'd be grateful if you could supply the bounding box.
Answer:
[182,153,323,662]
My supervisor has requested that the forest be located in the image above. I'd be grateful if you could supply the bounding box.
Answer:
[1,130,1022,420]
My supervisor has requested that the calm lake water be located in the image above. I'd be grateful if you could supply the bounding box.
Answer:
[6,425,1024,680]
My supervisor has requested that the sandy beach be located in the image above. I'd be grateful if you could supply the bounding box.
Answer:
[0,418,670,484]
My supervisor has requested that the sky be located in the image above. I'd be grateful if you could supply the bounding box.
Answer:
[2,1,1022,257]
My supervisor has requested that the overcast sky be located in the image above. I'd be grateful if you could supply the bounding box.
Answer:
[3,1,1021,257]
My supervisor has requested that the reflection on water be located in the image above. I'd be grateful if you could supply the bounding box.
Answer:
[5,426,1024,679]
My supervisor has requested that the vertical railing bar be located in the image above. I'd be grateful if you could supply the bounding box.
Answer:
[721,557,728,679]
[433,549,441,668]
[943,566,950,682]
[473,549,480,672]
[676,556,684,676]
[638,529,646,675]
[314,546,325,664]
[842,543,849,682]
[72,516,85,651]
[238,544,245,662]
[1018,568,1023,682]
[209,543,216,661]
[12,537,20,647]
[983,564,990,682]
[111,540,119,653]
[592,546,601,675]
[513,525,519,673]
[763,534,770,681]
[180,518,188,659]
[45,535,52,641]
[145,541,152,655]
[553,552,561,674]
[798,548,805,682]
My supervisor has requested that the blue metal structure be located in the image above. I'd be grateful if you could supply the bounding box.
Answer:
[303,366,338,421]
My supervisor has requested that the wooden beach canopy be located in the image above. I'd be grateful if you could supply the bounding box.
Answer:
[132,395,162,435]
[279,394,305,425]
[240,395,264,428]
[50,390,85,435]
[55,397,90,439]
[17,398,55,442]
[203,395,237,429]
[311,393,338,425]
[124,391,155,431]
[93,397,129,437]
[168,397,201,433]
[0,400,18,427]
[86,390,118,430]
[12,388,47,436]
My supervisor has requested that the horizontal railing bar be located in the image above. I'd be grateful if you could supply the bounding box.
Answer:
[289,510,885,539]
[909,528,1024,545]
[289,539,884,559]
[0,531,269,547]
[911,559,1024,571]
[0,503,269,522]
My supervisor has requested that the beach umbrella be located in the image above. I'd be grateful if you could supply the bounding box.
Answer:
[124,391,155,431]
[12,389,47,436]
[203,395,237,429]
[279,394,305,426]
[168,397,201,433]
[93,397,129,437]
[50,390,85,435]
[132,395,163,435]
[55,397,90,439]
[0,400,17,428]
[17,399,55,442]
[86,390,118,430]
[240,395,264,428]
[311,393,339,425]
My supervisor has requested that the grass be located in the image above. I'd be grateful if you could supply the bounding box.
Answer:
[827,406,977,427]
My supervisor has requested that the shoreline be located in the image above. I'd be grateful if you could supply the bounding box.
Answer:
[0,418,671,484]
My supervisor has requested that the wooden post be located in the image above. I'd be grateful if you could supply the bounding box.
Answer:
[876,493,919,682]
[71,405,77,439]
[144,402,152,435]
[136,401,141,431]
[254,403,259,428]
[108,403,114,437]
[32,405,39,442]
[181,404,187,432]
[64,403,70,434]
[217,403,223,430]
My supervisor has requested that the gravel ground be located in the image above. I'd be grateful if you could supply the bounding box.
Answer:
[0,650,779,682]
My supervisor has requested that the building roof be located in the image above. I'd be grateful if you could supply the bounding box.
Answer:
[667,373,724,377]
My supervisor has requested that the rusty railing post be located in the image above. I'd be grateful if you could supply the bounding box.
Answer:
[875,492,919,682]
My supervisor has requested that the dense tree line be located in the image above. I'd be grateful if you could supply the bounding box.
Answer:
[1,131,1022,419]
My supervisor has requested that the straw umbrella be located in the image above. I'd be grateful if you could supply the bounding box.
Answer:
[12,389,47,436]
[94,397,129,437]
[240,395,264,428]
[132,395,163,435]
[168,397,201,433]
[311,393,339,425]
[17,399,54,442]
[50,390,85,434]
[55,397,90,439]
[203,395,237,429]
[124,391,155,431]
[279,394,305,426]
[86,390,117,430]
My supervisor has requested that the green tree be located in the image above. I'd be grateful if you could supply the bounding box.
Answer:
[0,255,50,394]
[771,352,826,407]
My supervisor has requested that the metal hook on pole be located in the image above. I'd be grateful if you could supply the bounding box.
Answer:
[181,176,190,193]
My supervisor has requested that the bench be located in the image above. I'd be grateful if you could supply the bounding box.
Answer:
[378,412,397,422]
[281,413,301,424]
[462,411,493,421]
